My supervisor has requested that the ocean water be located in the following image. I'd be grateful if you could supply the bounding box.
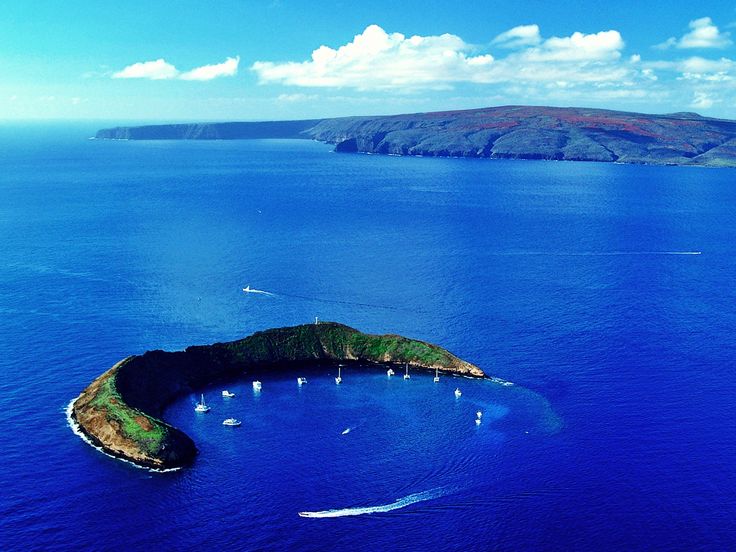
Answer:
[1,124,735,551]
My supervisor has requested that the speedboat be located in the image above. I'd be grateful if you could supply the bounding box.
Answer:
[222,418,242,427]
[403,363,411,380]
[387,368,395,377]
[252,381,262,391]
[454,388,462,398]
[194,394,210,413]
[297,377,307,386]
[335,365,342,385]
[222,390,235,398]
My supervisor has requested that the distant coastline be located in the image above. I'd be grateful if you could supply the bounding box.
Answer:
[94,105,736,168]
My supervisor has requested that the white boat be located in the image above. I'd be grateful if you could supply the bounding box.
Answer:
[297,377,307,386]
[335,365,342,385]
[387,368,395,377]
[475,418,482,425]
[433,367,440,383]
[403,363,411,380]
[222,390,235,398]
[252,381,262,391]
[194,394,210,413]
[222,418,242,427]
[454,388,462,398]
[476,410,483,419]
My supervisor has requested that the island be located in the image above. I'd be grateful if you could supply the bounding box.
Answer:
[95,105,736,168]
[69,322,487,471]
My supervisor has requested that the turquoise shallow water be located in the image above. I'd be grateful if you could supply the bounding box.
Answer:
[1,124,735,550]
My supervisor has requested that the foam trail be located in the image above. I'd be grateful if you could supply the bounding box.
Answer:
[298,487,447,518]
[486,251,701,256]
[242,287,275,296]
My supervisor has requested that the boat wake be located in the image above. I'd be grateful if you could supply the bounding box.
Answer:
[488,251,701,256]
[298,487,450,518]
[242,286,275,296]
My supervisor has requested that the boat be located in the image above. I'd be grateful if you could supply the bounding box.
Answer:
[454,388,462,398]
[252,381,262,391]
[297,377,307,386]
[433,367,440,383]
[335,365,342,385]
[475,418,482,425]
[222,418,242,427]
[194,394,210,413]
[476,410,483,419]
[387,368,395,377]
[221,390,235,398]
[403,363,411,380]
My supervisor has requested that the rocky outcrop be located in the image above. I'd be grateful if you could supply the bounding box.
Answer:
[94,119,321,140]
[70,323,484,470]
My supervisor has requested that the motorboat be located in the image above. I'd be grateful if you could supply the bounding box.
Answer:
[387,368,395,377]
[297,377,308,386]
[222,390,235,398]
[252,381,262,391]
[194,394,210,413]
[222,418,242,427]
[454,388,462,398]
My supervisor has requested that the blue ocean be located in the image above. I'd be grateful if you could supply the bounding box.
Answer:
[1,124,735,551]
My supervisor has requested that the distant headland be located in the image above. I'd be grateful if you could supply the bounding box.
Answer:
[94,105,736,168]
[69,322,490,470]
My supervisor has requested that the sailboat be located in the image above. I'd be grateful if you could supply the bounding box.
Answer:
[433,367,440,383]
[194,394,210,413]
[335,365,342,384]
[403,363,410,380]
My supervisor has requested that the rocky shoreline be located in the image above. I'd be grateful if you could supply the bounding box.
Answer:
[69,322,487,470]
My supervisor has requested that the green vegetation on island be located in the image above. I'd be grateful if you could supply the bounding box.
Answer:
[70,322,485,470]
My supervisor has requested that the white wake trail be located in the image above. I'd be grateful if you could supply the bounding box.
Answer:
[298,487,448,518]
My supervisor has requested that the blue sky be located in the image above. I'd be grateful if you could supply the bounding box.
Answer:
[2,1,736,120]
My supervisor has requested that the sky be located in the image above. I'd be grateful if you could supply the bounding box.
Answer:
[2,1,736,121]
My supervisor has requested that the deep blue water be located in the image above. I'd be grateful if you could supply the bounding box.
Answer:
[1,124,735,551]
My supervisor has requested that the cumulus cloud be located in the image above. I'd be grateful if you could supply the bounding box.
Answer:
[113,59,179,80]
[252,25,493,90]
[180,56,240,81]
[252,24,631,90]
[113,57,239,81]
[492,24,541,48]
[655,17,732,50]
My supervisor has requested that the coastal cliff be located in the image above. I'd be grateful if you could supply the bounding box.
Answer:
[95,105,736,167]
[70,322,485,470]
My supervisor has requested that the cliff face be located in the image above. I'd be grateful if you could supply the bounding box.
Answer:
[71,323,484,470]
[305,106,736,167]
[95,105,736,167]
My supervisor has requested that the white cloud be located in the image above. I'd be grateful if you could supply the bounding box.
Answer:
[524,30,624,62]
[180,56,240,81]
[252,24,493,90]
[113,59,179,80]
[691,90,718,109]
[252,24,631,91]
[655,17,732,50]
[492,24,541,48]
[112,56,239,81]
[277,93,319,102]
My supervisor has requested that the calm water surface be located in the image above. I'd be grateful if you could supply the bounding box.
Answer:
[0,124,735,551]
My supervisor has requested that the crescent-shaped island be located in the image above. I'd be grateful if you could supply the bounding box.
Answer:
[69,322,493,471]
